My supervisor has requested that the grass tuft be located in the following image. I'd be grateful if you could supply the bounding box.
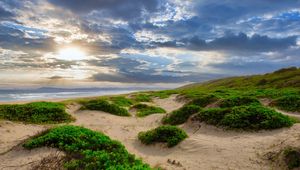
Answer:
[187,94,218,107]
[131,104,166,117]
[162,105,201,125]
[0,102,73,124]
[133,94,152,102]
[23,125,151,169]
[138,125,187,147]
[81,99,130,116]
[219,96,260,108]
[193,105,295,130]
[271,95,300,112]
[283,148,300,169]
[110,96,134,107]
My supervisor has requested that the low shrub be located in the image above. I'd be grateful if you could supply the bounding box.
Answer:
[219,96,260,108]
[187,94,218,107]
[134,94,152,102]
[0,102,73,124]
[192,108,230,125]
[131,104,166,117]
[138,125,187,147]
[110,96,134,107]
[284,148,300,169]
[81,99,130,116]
[162,105,201,125]
[193,105,295,130]
[271,95,300,112]
[23,125,151,169]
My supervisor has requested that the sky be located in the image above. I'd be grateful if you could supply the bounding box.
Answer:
[0,0,299,88]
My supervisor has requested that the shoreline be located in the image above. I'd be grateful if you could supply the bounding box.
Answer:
[0,90,141,104]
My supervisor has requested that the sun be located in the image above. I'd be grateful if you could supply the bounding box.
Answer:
[57,47,86,61]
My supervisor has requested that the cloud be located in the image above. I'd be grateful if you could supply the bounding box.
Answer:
[0,0,300,86]
[0,6,14,20]
[47,76,73,80]
[48,0,163,20]
[151,32,297,52]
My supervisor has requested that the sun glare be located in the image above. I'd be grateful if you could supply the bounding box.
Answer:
[57,47,86,61]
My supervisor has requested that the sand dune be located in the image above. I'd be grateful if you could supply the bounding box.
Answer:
[1,95,300,169]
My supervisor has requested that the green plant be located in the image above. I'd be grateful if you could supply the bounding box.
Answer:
[219,96,260,108]
[23,125,152,170]
[110,96,134,107]
[134,94,152,102]
[131,104,166,117]
[283,148,300,169]
[271,95,300,112]
[162,105,201,125]
[81,99,130,116]
[0,102,73,124]
[187,94,218,107]
[194,105,295,130]
[193,108,230,125]
[138,125,187,147]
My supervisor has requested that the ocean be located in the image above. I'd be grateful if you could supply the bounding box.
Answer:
[0,87,166,102]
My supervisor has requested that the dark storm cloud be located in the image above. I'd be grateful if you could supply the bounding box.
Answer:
[0,6,14,20]
[0,25,56,51]
[48,0,162,20]
[187,33,297,52]
[194,0,300,24]
[47,76,73,80]
[151,33,297,52]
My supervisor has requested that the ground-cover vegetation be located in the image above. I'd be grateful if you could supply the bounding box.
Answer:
[219,96,261,108]
[271,95,300,112]
[283,148,300,169]
[187,94,218,107]
[110,96,134,107]
[131,104,166,117]
[0,102,73,124]
[193,105,296,130]
[162,105,201,125]
[81,99,130,116]
[133,93,152,102]
[23,125,152,170]
[138,125,187,147]
[171,67,299,102]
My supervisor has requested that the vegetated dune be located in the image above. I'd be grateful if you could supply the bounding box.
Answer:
[1,94,298,170]
[1,67,300,170]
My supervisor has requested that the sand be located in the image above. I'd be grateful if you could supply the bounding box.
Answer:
[1,94,300,169]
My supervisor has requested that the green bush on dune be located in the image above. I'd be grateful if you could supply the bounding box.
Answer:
[162,105,201,125]
[134,94,152,102]
[110,96,134,107]
[23,125,151,170]
[283,148,300,169]
[271,95,300,112]
[81,99,130,116]
[0,102,73,124]
[219,96,261,108]
[138,125,187,147]
[131,104,166,117]
[193,105,295,130]
[187,94,218,107]
[192,108,230,125]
